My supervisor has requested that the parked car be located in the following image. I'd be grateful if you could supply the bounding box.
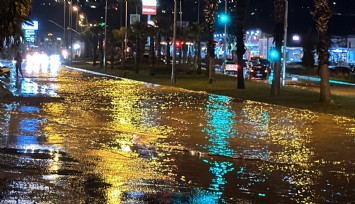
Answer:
[250,64,270,79]
[222,60,250,79]
[329,66,355,77]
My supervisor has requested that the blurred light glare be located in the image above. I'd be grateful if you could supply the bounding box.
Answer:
[50,55,60,63]
[62,49,69,59]
[292,35,300,41]
[73,43,81,50]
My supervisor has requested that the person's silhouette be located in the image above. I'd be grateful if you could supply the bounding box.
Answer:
[15,52,24,77]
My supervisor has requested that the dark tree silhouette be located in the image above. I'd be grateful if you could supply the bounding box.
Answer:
[235,0,249,89]
[270,0,284,96]
[311,0,332,103]
[204,0,218,83]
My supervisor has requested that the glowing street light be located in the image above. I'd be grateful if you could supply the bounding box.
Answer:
[292,34,300,42]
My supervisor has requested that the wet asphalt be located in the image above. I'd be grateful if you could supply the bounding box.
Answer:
[0,61,354,203]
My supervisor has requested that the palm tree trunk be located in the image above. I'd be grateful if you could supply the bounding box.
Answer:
[270,0,284,96]
[208,39,216,83]
[135,37,140,74]
[312,0,332,103]
[166,37,171,69]
[236,24,246,89]
[197,36,202,74]
[318,32,332,103]
[150,36,155,75]
[157,33,162,63]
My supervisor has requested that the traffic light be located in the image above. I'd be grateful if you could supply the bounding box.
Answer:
[219,13,230,24]
[269,48,280,61]
[100,22,106,27]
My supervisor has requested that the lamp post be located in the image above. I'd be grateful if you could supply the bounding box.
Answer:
[179,0,182,27]
[69,0,73,64]
[171,0,177,85]
[63,0,66,49]
[125,0,128,61]
[103,0,108,68]
[223,0,227,70]
[282,0,288,87]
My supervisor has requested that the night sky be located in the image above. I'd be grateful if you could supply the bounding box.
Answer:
[30,0,355,37]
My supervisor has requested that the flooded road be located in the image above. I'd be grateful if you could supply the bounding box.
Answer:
[0,61,354,203]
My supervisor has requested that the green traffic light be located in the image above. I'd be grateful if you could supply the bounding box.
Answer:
[219,13,230,24]
[269,49,280,61]
[100,22,106,27]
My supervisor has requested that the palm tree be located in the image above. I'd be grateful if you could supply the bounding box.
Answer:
[235,0,249,89]
[270,0,285,96]
[204,0,218,83]
[0,0,31,97]
[112,27,126,67]
[311,0,332,103]
[146,24,157,75]
[155,12,173,67]
[0,0,32,52]
[131,21,148,73]
[80,27,94,58]
[88,24,103,67]
[186,22,205,74]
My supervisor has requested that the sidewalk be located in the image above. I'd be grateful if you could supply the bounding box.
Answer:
[67,60,355,118]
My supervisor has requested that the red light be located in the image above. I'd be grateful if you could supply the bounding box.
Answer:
[176,42,180,46]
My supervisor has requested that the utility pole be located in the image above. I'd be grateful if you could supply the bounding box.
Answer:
[198,0,200,23]
[179,0,182,27]
[171,0,177,85]
[69,0,73,64]
[282,0,288,86]
[223,0,227,70]
[125,0,128,61]
[103,0,107,68]
[63,0,66,49]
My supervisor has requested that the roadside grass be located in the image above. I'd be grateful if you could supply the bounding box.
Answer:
[70,61,355,118]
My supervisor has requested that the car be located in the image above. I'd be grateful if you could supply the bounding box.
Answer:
[329,66,355,77]
[222,60,250,79]
[249,57,271,68]
[250,64,270,79]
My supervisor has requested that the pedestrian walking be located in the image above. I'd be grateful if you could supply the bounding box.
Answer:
[15,52,24,78]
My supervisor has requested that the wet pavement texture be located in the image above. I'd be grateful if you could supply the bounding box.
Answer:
[0,61,354,203]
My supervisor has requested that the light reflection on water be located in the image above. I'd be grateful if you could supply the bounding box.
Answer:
[0,67,354,203]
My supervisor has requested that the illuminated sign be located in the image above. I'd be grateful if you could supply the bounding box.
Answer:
[22,21,39,30]
[142,0,156,15]
[130,14,140,25]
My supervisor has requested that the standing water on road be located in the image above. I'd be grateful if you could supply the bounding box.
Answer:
[0,63,354,203]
